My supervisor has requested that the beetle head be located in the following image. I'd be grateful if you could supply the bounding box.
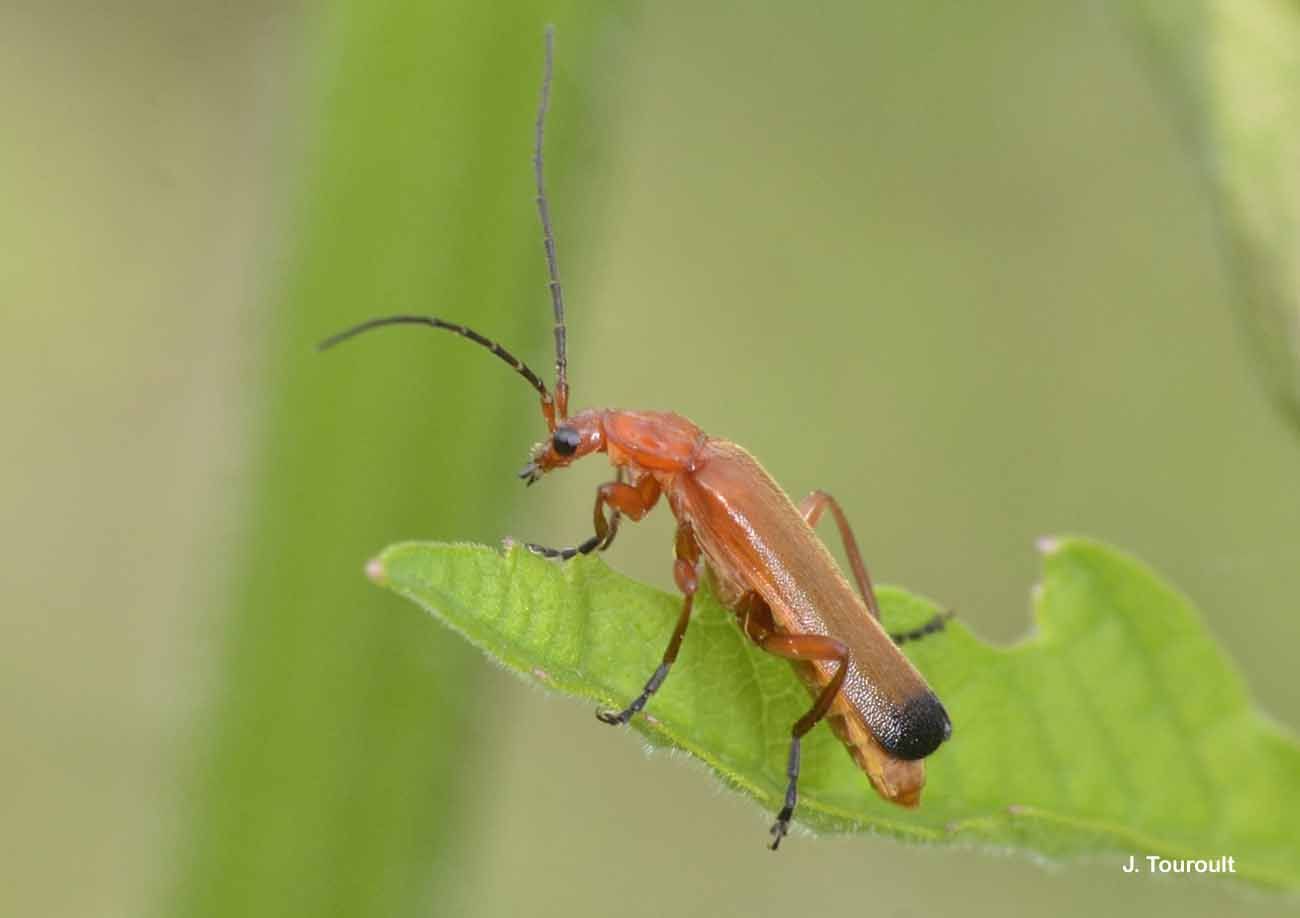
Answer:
[518,409,606,485]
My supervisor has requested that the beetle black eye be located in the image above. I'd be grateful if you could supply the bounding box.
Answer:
[552,426,581,456]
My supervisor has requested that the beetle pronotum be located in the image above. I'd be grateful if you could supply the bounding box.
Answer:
[323,26,952,849]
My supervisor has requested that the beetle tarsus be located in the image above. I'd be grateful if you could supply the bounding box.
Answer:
[890,609,956,646]
[595,662,669,726]
[769,810,792,850]
[524,534,602,560]
[594,706,630,726]
[524,509,622,561]
[768,736,801,850]
[764,733,795,847]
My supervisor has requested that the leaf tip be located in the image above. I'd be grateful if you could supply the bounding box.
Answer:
[365,556,388,586]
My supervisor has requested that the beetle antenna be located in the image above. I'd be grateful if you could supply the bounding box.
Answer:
[535,24,569,420]
[318,315,550,403]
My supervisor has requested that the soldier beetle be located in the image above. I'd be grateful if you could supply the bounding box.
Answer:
[321,26,952,849]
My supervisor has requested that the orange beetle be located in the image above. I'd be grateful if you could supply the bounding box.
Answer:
[323,27,951,849]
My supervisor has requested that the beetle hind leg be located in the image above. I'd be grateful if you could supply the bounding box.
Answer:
[798,491,956,647]
[890,610,955,645]
[799,490,883,622]
[754,631,850,850]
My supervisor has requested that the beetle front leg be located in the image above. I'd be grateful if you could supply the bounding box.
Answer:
[596,523,699,726]
[525,471,659,560]
[754,631,850,850]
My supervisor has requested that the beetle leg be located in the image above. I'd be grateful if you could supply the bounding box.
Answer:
[798,490,957,645]
[754,632,850,850]
[599,467,626,550]
[596,523,699,726]
[526,469,625,560]
[798,490,882,622]
[525,470,659,560]
[734,590,777,644]
[523,533,603,560]
[891,609,956,645]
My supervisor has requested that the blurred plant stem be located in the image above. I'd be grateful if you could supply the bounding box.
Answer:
[165,3,612,915]
[1124,0,1300,429]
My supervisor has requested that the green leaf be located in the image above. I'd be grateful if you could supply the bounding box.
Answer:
[371,536,1300,890]
[1123,1,1300,428]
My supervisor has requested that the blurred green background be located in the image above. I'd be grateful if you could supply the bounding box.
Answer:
[4,2,1298,916]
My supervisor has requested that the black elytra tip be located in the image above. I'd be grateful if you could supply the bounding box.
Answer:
[881,692,952,760]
